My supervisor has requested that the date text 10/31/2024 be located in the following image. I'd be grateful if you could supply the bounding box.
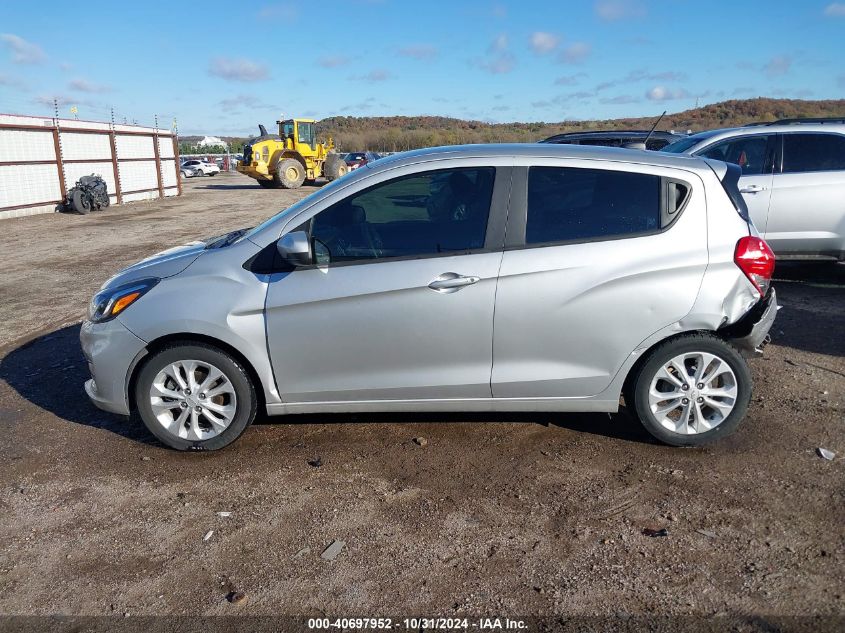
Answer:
[307,617,528,630]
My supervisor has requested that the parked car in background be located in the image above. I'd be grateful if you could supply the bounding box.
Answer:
[344,151,381,170]
[81,144,776,451]
[661,118,845,261]
[540,130,686,151]
[181,159,220,177]
[180,165,197,179]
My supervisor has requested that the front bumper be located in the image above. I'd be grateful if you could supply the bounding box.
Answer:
[724,288,778,355]
[80,318,147,416]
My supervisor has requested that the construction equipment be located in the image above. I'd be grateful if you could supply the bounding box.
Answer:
[237,118,348,189]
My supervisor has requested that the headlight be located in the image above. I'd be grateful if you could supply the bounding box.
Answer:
[88,278,159,323]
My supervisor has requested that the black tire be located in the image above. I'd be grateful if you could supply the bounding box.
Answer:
[134,343,257,451]
[629,333,752,447]
[71,189,91,215]
[257,179,275,188]
[324,153,348,181]
[275,158,306,189]
[209,171,217,176]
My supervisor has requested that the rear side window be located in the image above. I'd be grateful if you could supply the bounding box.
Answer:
[699,135,772,175]
[526,167,662,245]
[782,133,845,173]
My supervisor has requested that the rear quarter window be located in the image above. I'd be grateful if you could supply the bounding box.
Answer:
[526,166,662,245]
[782,133,845,173]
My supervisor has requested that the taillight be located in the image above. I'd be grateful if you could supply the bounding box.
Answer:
[734,236,775,296]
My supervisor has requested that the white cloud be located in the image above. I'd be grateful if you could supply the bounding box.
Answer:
[318,55,350,68]
[558,42,591,64]
[398,44,438,60]
[208,57,269,82]
[763,55,791,77]
[646,86,690,101]
[595,0,646,21]
[257,3,297,19]
[490,34,508,52]
[68,78,111,93]
[477,34,514,74]
[529,32,560,54]
[0,33,46,64]
[0,73,27,89]
[823,3,845,16]
[352,69,393,82]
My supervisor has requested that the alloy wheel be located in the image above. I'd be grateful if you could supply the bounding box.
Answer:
[647,351,738,434]
[148,359,237,441]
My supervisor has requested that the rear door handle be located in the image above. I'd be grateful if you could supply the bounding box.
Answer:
[739,185,767,193]
[428,273,481,293]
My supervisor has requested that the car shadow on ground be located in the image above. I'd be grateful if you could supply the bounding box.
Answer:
[771,262,845,358]
[194,183,266,190]
[0,323,654,447]
[195,183,324,191]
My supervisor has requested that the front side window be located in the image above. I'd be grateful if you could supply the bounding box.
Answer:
[698,135,772,175]
[782,133,845,173]
[309,168,495,264]
[526,166,661,245]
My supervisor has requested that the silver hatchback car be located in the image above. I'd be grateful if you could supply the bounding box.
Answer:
[662,119,845,261]
[81,144,778,451]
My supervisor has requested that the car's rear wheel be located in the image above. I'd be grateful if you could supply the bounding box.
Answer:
[629,333,752,446]
[134,343,257,451]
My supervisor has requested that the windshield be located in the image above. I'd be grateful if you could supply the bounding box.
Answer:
[346,153,366,161]
[660,132,719,154]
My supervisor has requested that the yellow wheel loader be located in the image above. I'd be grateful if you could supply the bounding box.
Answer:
[236,118,348,189]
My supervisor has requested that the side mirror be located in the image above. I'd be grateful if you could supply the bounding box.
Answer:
[276,231,312,267]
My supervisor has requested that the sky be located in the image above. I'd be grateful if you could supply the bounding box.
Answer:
[1,0,844,135]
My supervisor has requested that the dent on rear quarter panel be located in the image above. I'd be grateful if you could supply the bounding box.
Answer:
[679,168,760,331]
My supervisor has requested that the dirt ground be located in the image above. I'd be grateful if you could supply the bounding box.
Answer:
[0,172,843,629]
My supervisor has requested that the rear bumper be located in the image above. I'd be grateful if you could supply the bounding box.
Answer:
[723,288,778,355]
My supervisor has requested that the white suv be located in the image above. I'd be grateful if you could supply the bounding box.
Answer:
[181,160,220,177]
[662,118,845,261]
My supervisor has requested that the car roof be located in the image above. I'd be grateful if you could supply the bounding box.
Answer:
[368,143,717,175]
[680,123,845,150]
[541,130,683,143]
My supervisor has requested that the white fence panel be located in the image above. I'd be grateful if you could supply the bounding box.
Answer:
[64,162,118,200]
[158,137,175,159]
[119,160,158,192]
[61,132,112,161]
[0,164,61,207]
[122,191,159,203]
[115,134,154,159]
[0,130,55,162]
[161,159,177,188]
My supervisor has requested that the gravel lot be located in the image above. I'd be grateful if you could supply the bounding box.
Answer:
[0,172,843,627]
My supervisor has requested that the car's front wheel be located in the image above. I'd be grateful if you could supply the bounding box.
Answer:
[134,343,257,450]
[629,333,752,446]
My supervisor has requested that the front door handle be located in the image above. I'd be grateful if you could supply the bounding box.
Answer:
[739,184,767,193]
[428,273,481,293]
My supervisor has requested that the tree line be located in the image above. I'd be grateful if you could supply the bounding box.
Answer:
[183,98,845,153]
